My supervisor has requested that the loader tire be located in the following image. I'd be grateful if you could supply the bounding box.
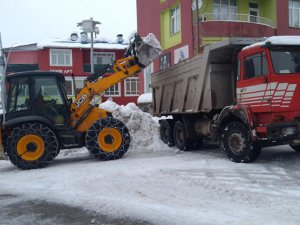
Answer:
[160,120,174,146]
[86,117,130,160]
[221,121,261,163]
[173,121,193,151]
[6,123,59,170]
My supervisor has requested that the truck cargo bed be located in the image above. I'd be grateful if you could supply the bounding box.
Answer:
[151,38,264,116]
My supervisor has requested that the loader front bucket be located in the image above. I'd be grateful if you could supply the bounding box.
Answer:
[135,33,162,67]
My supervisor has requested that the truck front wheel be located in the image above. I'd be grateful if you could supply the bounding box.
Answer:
[221,121,261,163]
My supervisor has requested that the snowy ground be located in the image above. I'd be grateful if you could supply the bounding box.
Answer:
[1,101,300,225]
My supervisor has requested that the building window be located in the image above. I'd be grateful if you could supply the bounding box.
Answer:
[125,77,139,96]
[289,0,300,27]
[104,83,121,96]
[171,6,180,34]
[213,0,237,20]
[50,49,72,66]
[93,52,115,65]
[159,52,171,70]
[64,77,86,96]
[249,2,259,23]
[144,63,153,93]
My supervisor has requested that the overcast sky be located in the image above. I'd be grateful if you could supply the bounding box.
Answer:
[0,0,137,47]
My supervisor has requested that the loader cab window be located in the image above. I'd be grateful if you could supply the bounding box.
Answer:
[34,77,67,125]
[7,78,30,113]
[244,52,268,80]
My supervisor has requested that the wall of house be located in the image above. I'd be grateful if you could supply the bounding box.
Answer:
[38,48,84,76]
[276,0,300,35]
[260,0,277,26]
[8,51,38,64]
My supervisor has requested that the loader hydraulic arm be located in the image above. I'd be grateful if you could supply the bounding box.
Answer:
[69,33,162,131]
[70,56,142,129]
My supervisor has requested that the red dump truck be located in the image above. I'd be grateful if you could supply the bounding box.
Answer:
[152,36,300,163]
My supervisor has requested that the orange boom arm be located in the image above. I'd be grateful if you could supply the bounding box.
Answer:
[70,56,142,132]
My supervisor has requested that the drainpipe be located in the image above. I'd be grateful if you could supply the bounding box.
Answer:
[195,0,200,54]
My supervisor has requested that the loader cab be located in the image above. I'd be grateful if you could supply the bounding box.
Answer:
[5,71,70,129]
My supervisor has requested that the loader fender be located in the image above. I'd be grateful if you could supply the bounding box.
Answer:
[4,116,55,130]
[217,105,257,140]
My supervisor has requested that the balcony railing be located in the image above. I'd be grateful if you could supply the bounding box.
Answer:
[198,13,275,28]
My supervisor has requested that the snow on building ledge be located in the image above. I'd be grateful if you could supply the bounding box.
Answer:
[37,34,129,50]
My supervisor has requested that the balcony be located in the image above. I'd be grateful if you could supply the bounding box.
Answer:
[199,13,275,28]
[194,13,276,42]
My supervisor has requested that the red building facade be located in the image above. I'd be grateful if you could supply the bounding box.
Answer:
[137,0,300,75]
[5,36,142,105]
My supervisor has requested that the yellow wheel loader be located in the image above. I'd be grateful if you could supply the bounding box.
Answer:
[0,33,161,169]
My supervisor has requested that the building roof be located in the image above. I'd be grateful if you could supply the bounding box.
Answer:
[4,43,38,52]
[5,35,129,51]
[37,36,128,50]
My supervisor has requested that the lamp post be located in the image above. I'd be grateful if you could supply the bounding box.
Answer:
[192,0,202,54]
[77,18,101,74]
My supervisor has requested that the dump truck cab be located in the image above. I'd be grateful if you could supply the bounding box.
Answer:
[5,71,70,130]
[237,37,300,143]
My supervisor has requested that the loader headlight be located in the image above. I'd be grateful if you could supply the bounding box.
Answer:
[281,127,297,137]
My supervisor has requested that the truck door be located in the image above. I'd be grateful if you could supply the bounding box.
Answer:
[237,51,271,113]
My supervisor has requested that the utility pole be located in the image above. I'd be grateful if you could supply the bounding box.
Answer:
[195,0,200,54]
[77,18,100,74]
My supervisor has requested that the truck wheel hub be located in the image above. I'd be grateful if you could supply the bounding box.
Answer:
[229,133,245,155]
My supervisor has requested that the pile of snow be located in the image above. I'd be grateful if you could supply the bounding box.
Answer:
[137,93,152,104]
[99,100,170,152]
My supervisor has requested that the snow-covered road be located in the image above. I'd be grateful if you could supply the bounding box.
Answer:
[1,143,300,225]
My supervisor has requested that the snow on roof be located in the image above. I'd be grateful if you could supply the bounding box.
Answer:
[37,36,129,50]
[243,36,300,50]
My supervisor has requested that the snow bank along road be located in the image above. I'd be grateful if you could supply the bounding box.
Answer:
[1,102,300,224]
[1,144,300,225]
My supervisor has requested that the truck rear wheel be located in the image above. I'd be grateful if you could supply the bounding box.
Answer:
[6,123,59,170]
[221,121,261,163]
[160,120,174,146]
[173,121,193,150]
[289,144,300,153]
[86,117,130,160]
